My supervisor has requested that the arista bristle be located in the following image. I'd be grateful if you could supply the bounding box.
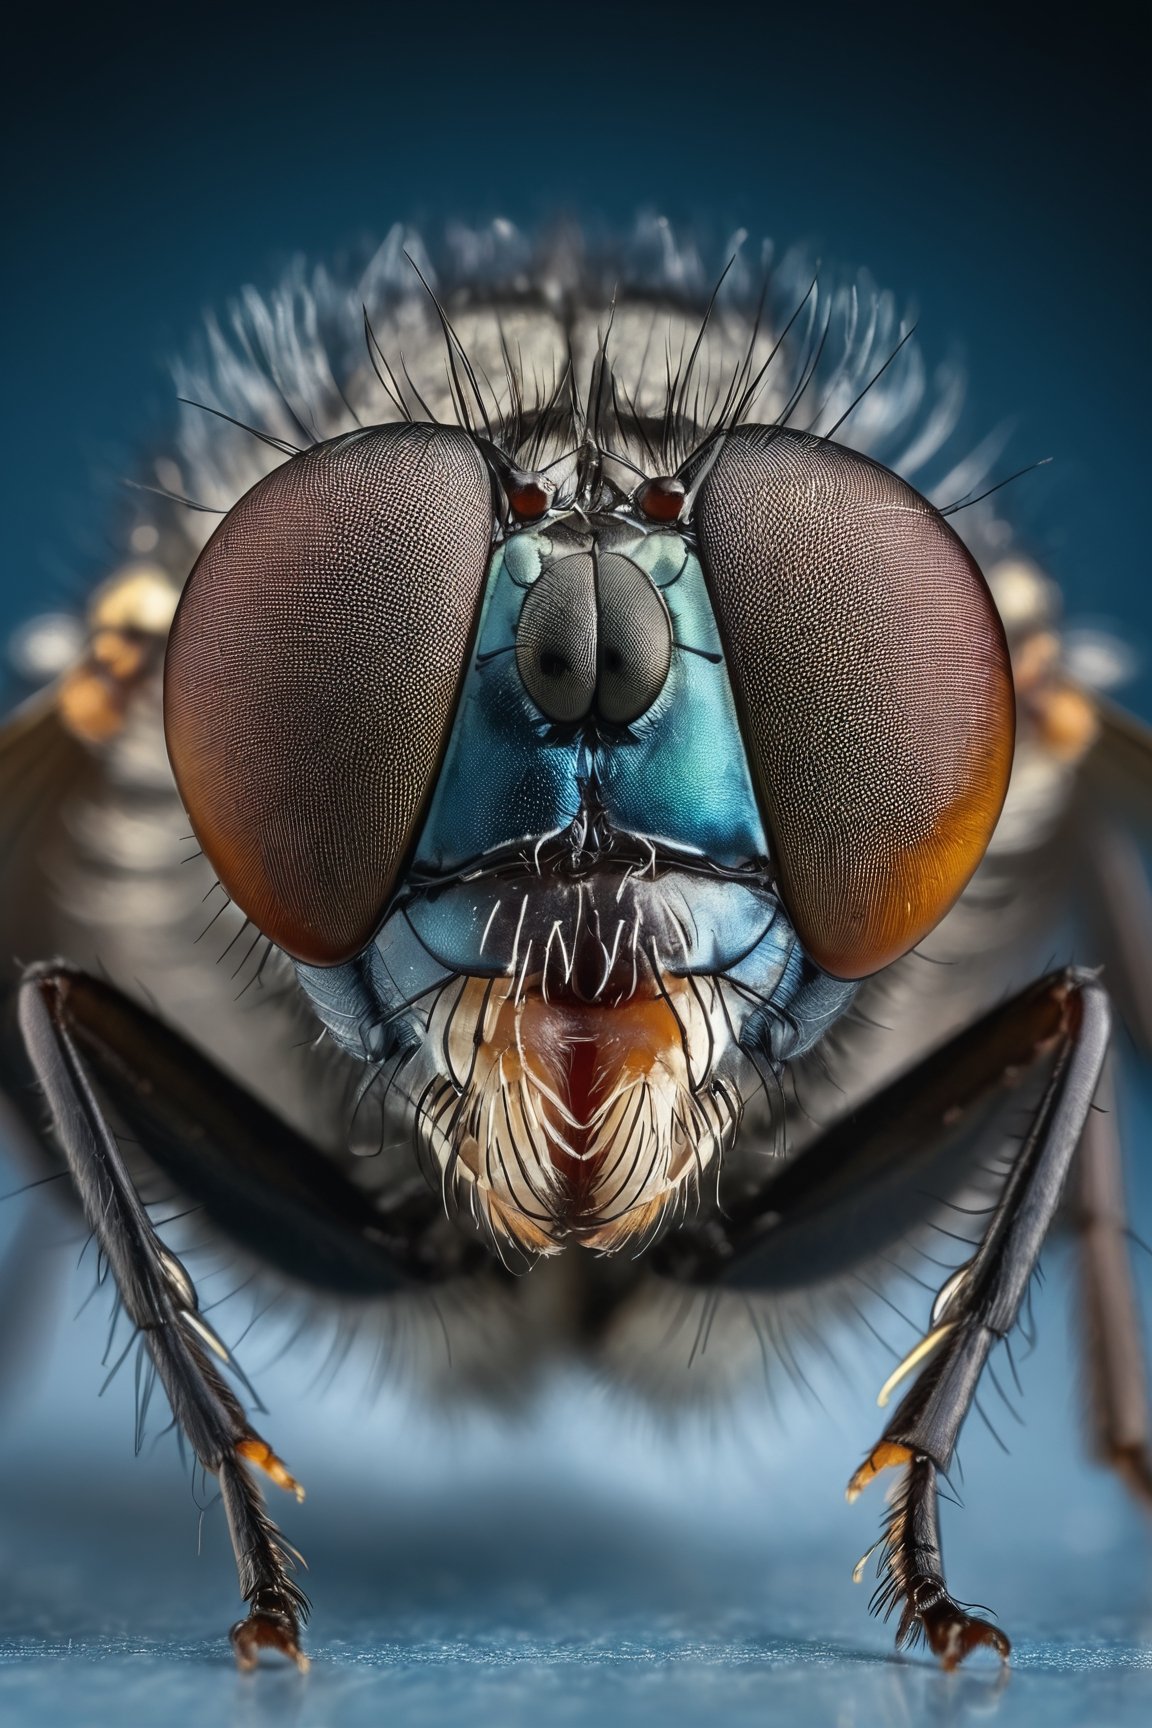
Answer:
[415,970,739,1258]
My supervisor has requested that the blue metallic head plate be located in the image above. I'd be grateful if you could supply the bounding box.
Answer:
[295,511,857,1261]
[412,519,770,877]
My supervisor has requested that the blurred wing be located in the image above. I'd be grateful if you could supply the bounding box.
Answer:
[0,690,92,1403]
[0,687,90,1151]
[1082,697,1152,832]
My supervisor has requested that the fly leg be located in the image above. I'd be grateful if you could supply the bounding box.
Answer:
[17,961,468,1670]
[1073,812,1152,1502]
[1074,1056,1152,1500]
[846,971,1111,1664]
[655,967,1112,1666]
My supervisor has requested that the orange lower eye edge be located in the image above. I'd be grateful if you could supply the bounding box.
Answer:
[788,781,1013,982]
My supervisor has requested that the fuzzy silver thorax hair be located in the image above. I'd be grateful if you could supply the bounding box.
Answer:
[147,216,997,568]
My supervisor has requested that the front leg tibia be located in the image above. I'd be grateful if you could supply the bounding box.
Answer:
[661,967,1109,1666]
[18,964,312,1670]
[846,970,1109,1663]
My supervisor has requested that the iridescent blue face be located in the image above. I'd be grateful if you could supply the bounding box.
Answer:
[312,503,854,1038]
[289,506,860,1255]
[413,520,767,878]
[292,505,856,1071]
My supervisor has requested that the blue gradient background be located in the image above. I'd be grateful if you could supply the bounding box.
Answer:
[1,5,1150,1725]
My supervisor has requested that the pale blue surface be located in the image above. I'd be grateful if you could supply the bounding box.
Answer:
[3,1488,1151,1728]
[2,1215,1151,1728]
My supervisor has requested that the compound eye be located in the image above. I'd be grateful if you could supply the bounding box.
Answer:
[693,426,1014,979]
[164,422,493,966]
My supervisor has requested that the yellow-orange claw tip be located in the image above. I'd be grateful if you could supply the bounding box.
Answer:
[846,1440,911,1501]
[236,1437,305,1500]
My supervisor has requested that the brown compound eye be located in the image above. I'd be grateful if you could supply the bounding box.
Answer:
[693,426,1015,980]
[164,422,494,967]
